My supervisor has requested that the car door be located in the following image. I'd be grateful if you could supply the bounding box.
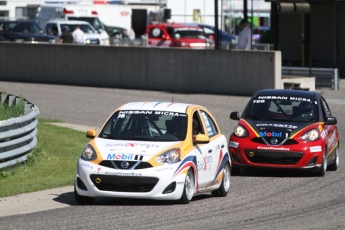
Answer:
[320,97,338,157]
[190,109,212,189]
[198,110,226,188]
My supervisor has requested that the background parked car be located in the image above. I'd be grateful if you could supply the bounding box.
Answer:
[183,23,236,49]
[146,22,211,49]
[0,18,56,44]
[44,20,109,45]
[103,24,128,46]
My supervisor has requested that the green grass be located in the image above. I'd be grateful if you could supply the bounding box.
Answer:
[0,119,89,198]
[0,99,25,120]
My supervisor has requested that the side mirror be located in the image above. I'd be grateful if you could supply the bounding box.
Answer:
[86,129,97,139]
[325,116,337,125]
[230,111,240,120]
[194,134,210,144]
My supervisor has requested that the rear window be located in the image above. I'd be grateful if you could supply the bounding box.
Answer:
[167,27,206,39]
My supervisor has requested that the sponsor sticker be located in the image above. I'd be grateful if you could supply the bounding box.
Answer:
[257,96,312,102]
[229,141,239,148]
[256,123,298,129]
[156,167,174,172]
[259,131,282,137]
[107,153,134,160]
[310,146,322,153]
[257,146,290,151]
[104,171,142,176]
[327,132,336,148]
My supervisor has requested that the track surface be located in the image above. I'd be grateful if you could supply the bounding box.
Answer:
[0,81,344,230]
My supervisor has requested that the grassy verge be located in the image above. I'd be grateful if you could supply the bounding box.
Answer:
[0,119,89,198]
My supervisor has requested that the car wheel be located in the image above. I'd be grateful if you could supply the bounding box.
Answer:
[231,165,241,176]
[212,162,231,197]
[315,150,327,177]
[328,144,339,171]
[178,168,195,204]
[74,183,95,205]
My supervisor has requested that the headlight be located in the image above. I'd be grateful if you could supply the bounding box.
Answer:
[233,124,248,137]
[300,128,320,142]
[103,38,109,45]
[81,144,97,161]
[85,39,91,44]
[156,148,181,164]
[15,39,24,43]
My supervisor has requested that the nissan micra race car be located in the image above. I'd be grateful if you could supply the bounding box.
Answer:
[229,89,339,176]
[75,102,231,204]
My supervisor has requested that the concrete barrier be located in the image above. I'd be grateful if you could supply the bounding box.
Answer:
[0,42,282,96]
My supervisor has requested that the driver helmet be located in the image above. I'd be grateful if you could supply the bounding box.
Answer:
[298,101,313,115]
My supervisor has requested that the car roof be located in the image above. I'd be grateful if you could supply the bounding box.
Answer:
[149,23,201,29]
[118,102,197,113]
[0,20,37,24]
[253,89,319,98]
[46,20,90,25]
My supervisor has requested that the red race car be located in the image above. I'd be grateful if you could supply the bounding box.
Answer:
[229,89,339,176]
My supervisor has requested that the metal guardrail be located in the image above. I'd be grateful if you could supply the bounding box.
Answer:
[282,67,339,90]
[0,93,40,170]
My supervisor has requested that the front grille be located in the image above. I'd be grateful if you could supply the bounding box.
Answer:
[251,137,298,145]
[99,160,153,170]
[24,37,51,42]
[90,174,159,192]
[244,149,303,164]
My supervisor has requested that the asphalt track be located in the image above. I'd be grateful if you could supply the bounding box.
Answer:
[0,81,344,230]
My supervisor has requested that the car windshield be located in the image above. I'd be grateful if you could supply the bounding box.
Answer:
[168,27,206,39]
[60,24,96,34]
[243,96,319,122]
[68,16,103,31]
[99,110,188,141]
[9,22,43,34]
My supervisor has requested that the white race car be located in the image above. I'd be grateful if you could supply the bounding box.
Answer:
[75,102,231,204]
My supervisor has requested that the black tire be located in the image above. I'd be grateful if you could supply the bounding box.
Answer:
[314,150,327,177]
[178,168,195,204]
[212,163,231,197]
[231,165,242,176]
[328,144,339,171]
[74,183,95,205]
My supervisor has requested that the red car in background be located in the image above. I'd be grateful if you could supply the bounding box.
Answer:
[229,89,339,176]
[146,23,211,49]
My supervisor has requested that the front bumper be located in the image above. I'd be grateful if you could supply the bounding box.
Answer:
[75,158,186,200]
[229,137,324,171]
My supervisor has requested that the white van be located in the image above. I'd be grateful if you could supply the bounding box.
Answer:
[35,4,109,45]
[44,20,108,45]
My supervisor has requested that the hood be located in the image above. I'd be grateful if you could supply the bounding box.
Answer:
[7,33,54,41]
[84,33,102,39]
[93,138,180,161]
[244,119,313,138]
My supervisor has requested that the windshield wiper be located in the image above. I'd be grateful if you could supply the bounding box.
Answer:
[99,133,119,139]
